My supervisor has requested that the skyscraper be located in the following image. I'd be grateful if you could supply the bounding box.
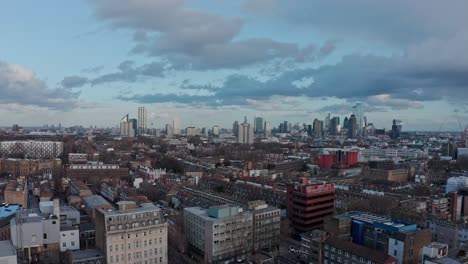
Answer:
[352,103,364,137]
[137,106,147,134]
[313,118,322,138]
[264,121,271,137]
[254,117,264,134]
[390,119,403,139]
[237,116,254,144]
[120,114,129,137]
[128,118,137,137]
[330,116,340,135]
[233,120,239,136]
[165,123,173,138]
[343,116,349,129]
[348,114,357,138]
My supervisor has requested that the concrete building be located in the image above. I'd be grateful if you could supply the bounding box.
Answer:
[184,205,253,263]
[0,140,63,159]
[286,180,336,235]
[248,201,281,253]
[325,212,432,264]
[10,206,61,263]
[237,117,254,144]
[0,240,17,264]
[138,106,147,135]
[95,201,168,264]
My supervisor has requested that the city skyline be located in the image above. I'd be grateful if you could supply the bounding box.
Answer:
[1,1,468,130]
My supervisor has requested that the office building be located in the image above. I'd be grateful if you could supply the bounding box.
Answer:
[95,201,168,264]
[237,117,254,144]
[186,127,200,137]
[254,117,264,134]
[137,106,147,135]
[184,203,279,263]
[128,118,137,137]
[313,119,322,138]
[233,121,239,136]
[286,179,335,235]
[317,149,359,169]
[212,126,220,137]
[330,116,340,135]
[352,103,364,137]
[390,119,403,139]
[120,114,130,137]
[165,124,173,138]
[0,140,63,159]
[348,114,357,138]
[264,121,271,137]
[325,212,432,264]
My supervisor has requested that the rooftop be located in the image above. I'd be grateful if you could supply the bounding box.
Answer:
[0,204,21,219]
[0,240,16,258]
[68,249,104,261]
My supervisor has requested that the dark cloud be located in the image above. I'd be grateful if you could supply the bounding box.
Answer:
[81,65,104,74]
[245,0,468,45]
[90,0,332,69]
[0,60,84,110]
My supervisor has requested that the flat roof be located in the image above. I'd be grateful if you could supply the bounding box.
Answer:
[0,204,21,219]
[0,240,16,257]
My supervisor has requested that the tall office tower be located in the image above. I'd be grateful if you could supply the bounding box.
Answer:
[137,106,147,134]
[254,117,264,134]
[330,117,340,135]
[264,121,272,137]
[237,117,254,144]
[283,121,289,133]
[465,128,468,147]
[324,113,331,133]
[352,103,364,137]
[201,127,209,137]
[348,114,358,138]
[390,119,403,139]
[286,180,335,235]
[233,121,239,136]
[165,124,173,138]
[120,114,130,137]
[343,116,349,129]
[307,124,313,136]
[172,118,180,135]
[313,118,322,138]
[95,201,168,264]
[128,118,137,137]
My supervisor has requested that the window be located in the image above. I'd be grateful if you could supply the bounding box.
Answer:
[410,239,414,246]
[394,240,397,245]
[63,242,66,247]
[43,234,47,239]
[331,254,335,260]
[360,257,365,262]
[345,252,350,257]
[331,247,336,252]
[393,250,397,256]
[338,249,343,254]
[71,241,75,246]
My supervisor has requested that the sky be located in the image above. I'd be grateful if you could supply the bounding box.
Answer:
[1,0,468,131]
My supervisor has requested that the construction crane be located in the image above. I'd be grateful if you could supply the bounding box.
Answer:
[454,109,468,146]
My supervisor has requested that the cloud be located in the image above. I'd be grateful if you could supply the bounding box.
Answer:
[61,60,166,87]
[89,0,332,69]
[81,65,104,74]
[244,0,468,45]
[61,75,89,88]
[0,60,85,110]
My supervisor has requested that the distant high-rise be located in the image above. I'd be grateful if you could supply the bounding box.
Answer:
[348,114,357,138]
[238,116,254,144]
[128,118,137,137]
[352,103,364,137]
[264,121,271,137]
[313,119,322,138]
[343,116,349,129]
[212,126,220,136]
[165,123,174,138]
[391,119,403,139]
[330,116,340,135]
[283,121,289,133]
[172,118,180,135]
[233,121,239,136]
[254,117,264,134]
[324,113,331,134]
[120,114,129,137]
[137,106,147,134]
